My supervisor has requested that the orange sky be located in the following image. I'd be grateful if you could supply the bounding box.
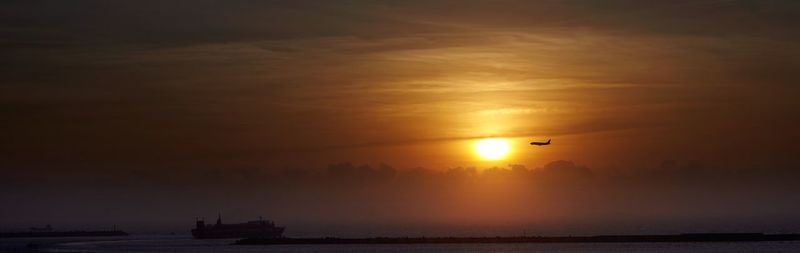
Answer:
[3,1,799,172]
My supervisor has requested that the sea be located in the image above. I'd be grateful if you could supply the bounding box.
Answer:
[2,235,800,253]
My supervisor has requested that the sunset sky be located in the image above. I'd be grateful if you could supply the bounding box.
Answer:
[2,1,800,235]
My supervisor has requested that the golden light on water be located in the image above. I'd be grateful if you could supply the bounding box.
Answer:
[474,138,511,160]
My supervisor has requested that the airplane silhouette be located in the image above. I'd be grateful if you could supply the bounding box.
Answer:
[530,139,551,146]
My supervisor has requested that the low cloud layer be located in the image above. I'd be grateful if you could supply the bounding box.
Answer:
[2,160,798,235]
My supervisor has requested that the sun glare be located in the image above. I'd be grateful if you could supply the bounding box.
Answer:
[475,138,510,160]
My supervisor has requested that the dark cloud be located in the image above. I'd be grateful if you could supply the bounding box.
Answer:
[3,0,798,50]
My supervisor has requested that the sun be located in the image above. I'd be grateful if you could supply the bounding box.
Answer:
[474,138,511,160]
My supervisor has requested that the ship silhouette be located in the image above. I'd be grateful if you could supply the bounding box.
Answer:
[191,214,284,239]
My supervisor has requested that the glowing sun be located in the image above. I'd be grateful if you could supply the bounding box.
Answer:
[475,138,511,160]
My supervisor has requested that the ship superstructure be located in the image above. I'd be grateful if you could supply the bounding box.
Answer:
[191,214,284,239]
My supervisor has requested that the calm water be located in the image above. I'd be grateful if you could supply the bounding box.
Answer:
[2,235,800,253]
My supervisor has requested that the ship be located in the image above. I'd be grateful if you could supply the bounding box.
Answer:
[191,214,284,239]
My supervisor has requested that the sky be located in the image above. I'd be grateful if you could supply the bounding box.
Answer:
[2,0,800,235]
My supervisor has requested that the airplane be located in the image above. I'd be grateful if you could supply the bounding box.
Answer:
[530,139,551,146]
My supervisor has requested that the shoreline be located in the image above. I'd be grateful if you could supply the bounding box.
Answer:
[0,231,128,238]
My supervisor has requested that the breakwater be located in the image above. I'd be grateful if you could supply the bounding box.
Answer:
[236,233,800,245]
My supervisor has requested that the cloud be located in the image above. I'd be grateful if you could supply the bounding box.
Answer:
[2,1,800,171]
[537,160,594,180]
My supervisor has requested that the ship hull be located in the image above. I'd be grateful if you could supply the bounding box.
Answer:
[192,216,284,239]
[191,227,284,239]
